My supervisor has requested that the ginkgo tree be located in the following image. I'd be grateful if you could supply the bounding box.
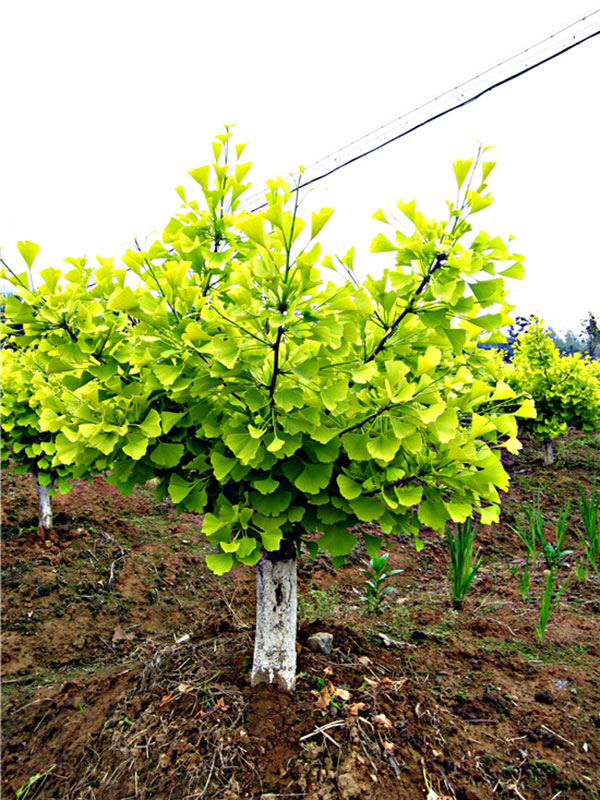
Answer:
[1,347,74,534]
[507,318,600,465]
[0,244,135,534]
[2,133,534,691]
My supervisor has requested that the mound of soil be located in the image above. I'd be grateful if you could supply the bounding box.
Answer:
[2,432,600,799]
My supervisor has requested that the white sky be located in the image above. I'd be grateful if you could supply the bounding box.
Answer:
[1,0,599,334]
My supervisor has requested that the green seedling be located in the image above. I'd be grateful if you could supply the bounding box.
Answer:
[577,477,599,571]
[574,557,589,584]
[16,764,56,800]
[446,519,484,609]
[535,569,571,644]
[536,572,553,644]
[195,671,221,690]
[359,552,403,614]
[537,500,573,570]
[512,494,573,570]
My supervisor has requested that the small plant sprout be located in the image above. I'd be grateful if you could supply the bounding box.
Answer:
[577,477,599,572]
[535,568,571,644]
[536,571,554,644]
[446,519,484,609]
[574,556,589,584]
[512,494,573,570]
[537,500,573,570]
[359,552,403,614]
[16,764,56,800]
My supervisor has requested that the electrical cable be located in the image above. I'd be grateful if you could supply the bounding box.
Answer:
[272,8,600,182]
[239,9,600,213]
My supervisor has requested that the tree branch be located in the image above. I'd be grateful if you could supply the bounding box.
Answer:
[339,405,391,436]
[0,257,31,292]
[365,253,447,363]
[61,319,78,342]
[268,326,284,404]
[133,238,180,323]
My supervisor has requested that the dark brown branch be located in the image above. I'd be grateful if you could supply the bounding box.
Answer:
[61,319,78,342]
[268,326,284,403]
[339,405,391,436]
[365,253,447,363]
[363,476,422,497]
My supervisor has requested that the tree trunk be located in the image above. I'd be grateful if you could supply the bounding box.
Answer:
[542,438,554,466]
[251,539,297,692]
[36,479,53,534]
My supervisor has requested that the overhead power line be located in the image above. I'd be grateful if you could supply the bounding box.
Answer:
[240,9,600,213]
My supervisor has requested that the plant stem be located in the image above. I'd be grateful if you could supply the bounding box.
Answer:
[365,254,447,363]
[268,325,284,405]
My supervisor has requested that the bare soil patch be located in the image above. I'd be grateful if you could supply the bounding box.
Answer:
[2,432,599,799]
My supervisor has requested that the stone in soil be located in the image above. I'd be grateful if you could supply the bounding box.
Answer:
[307,632,333,655]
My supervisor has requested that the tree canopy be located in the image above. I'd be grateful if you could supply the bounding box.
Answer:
[1,135,535,570]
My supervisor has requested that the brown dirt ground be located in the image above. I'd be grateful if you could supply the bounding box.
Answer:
[1,431,599,799]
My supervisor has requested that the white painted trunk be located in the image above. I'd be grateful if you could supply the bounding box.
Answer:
[251,540,297,692]
[542,438,554,467]
[36,480,53,532]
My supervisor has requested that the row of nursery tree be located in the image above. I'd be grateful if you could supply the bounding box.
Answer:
[500,312,600,360]
[2,131,599,690]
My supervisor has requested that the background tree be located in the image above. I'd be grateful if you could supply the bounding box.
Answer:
[2,136,533,691]
[504,314,534,358]
[580,311,600,359]
[0,246,133,534]
[0,287,15,328]
[507,318,600,465]
[548,327,585,356]
[1,348,62,533]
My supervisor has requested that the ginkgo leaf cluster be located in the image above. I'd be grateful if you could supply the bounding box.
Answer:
[1,133,533,573]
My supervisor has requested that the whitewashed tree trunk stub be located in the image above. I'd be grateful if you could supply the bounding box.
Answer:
[542,438,554,466]
[36,480,52,533]
[251,540,297,692]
